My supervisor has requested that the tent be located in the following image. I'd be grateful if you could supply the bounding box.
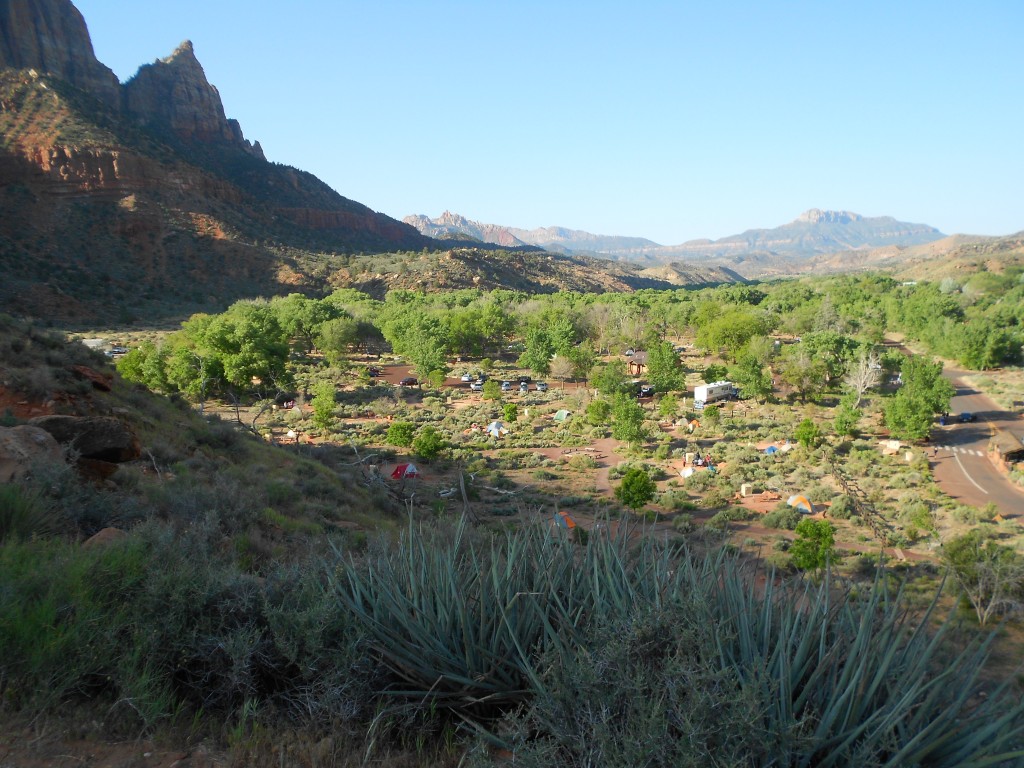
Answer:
[553,409,571,422]
[391,463,420,480]
[764,445,779,455]
[554,510,577,530]
[787,494,814,514]
[486,420,508,438]
[680,467,695,478]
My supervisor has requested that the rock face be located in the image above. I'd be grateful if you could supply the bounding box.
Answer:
[124,40,264,158]
[0,0,120,108]
[29,415,141,462]
[0,424,62,482]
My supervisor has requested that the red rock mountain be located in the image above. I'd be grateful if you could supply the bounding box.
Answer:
[0,0,431,322]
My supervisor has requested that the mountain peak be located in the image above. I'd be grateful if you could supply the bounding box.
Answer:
[0,0,121,108]
[124,39,263,157]
[796,209,863,225]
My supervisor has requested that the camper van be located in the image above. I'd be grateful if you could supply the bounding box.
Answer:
[693,381,736,409]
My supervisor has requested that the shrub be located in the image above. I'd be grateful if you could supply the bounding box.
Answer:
[385,421,416,448]
[762,504,803,530]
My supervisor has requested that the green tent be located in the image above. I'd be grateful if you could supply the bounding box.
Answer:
[553,409,571,422]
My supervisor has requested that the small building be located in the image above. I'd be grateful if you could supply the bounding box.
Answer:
[991,428,1024,465]
[627,351,648,376]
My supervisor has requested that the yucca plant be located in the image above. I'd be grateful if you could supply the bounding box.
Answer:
[330,516,1024,765]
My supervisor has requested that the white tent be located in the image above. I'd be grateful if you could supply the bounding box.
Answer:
[486,420,508,438]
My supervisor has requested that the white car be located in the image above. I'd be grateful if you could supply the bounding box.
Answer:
[536,382,549,392]
[469,381,484,391]
[460,372,474,382]
[501,380,512,391]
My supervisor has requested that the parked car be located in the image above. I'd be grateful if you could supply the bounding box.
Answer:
[517,374,532,383]
[399,377,418,386]
[469,381,484,391]
[535,382,549,392]
[638,385,655,398]
[500,380,512,391]
[460,372,474,382]
[958,412,976,423]
[518,381,529,393]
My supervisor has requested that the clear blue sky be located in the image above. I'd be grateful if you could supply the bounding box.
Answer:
[74,0,1023,244]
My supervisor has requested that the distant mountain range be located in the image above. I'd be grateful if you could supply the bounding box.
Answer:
[404,209,948,271]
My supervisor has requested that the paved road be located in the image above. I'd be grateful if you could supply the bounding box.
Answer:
[929,367,1024,517]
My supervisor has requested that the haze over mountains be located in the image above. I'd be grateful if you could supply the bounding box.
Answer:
[405,209,947,265]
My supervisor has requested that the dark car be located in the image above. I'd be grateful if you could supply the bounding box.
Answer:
[517,375,532,383]
[638,385,655,398]
[958,412,976,423]
[399,377,418,386]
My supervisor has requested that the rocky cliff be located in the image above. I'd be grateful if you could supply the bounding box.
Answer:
[0,0,120,108]
[0,0,438,322]
[124,41,263,158]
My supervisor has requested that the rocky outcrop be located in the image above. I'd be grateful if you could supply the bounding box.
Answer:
[0,424,62,482]
[124,41,264,158]
[0,0,120,108]
[29,415,140,462]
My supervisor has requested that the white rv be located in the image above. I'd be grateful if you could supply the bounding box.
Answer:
[693,381,736,409]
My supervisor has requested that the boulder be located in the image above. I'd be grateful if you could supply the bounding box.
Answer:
[0,425,63,482]
[28,415,140,462]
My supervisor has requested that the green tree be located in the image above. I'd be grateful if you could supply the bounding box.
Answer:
[611,393,648,446]
[943,530,1024,626]
[657,393,679,420]
[503,403,518,423]
[645,341,685,392]
[703,363,729,384]
[614,467,657,511]
[833,400,862,437]
[591,362,632,397]
[310,382,337,431]
[482,380,502,401]
[317,316,360,366]
[729,351,773,402]
[883,356,955,441]
[412,425,446,460]
[779,345,827,403]
[789,519,836,572]
[586,399,612,426]
[386,421,416,448]
[696,308,771,361]
[794,418,822,449]
[272,293,341,353]
[518,325,555,376]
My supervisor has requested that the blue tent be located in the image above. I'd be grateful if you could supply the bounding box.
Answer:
[764,445,779,455]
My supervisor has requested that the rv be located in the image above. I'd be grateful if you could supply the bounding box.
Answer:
[693,381,736,408]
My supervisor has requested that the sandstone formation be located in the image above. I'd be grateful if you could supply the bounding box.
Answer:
[0,0,120,108]
[29,415,141,462]
[124,40,264,158]
[0,424,62,482]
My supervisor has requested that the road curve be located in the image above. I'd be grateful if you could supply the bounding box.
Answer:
[929,367,1024,518]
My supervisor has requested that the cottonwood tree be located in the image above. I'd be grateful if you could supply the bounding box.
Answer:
[615,467,657,511]
[943,530,1024,627]
[645,340,685,392]
[611,393,648,447]
[883,355,955,441]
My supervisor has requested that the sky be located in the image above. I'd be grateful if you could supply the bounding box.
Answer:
[74,0,1023,245]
